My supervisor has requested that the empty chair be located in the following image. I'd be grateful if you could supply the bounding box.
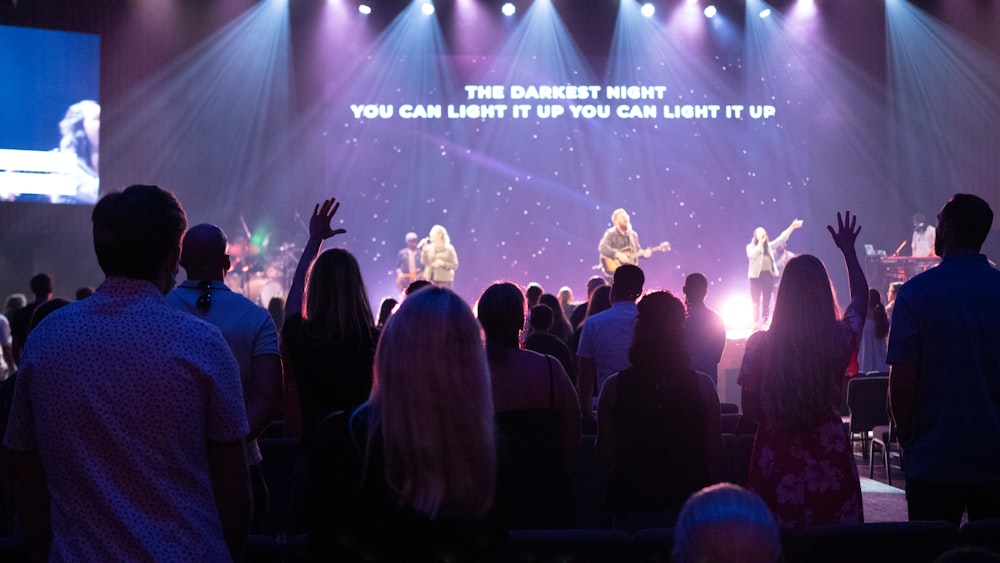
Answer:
[869,423,904,486]
[846,375,889,457]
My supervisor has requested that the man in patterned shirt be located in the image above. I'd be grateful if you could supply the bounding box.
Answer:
[4,185,251,561]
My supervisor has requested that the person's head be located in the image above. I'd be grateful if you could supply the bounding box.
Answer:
[28,298,70,333]
[370,286,495,520]
[303,247,374,337]
[180,224,230,281]
[673,483,782,563]
[405,279,433,296]
[75,286,94,300]
[868,288,883,308]
[528,304,555,333]
[376,297,398,328]
[525,282,544,308]
[92,184,186,293]
[752,227,768,245]
[5,294,26,317]
[683,273,709,306]
[611,208,631,232]
[557,286,574,308]
[476,282,525,347]
[935,193,993,256]
[586,285,612,318]
[29,273,53,300]
[405,231,419,250]
[611,264,644,303]
[585,275,607,299]
[913,213,927,229]
[429,224,449,246]
[629,290,689,371]
[60,100,100,168]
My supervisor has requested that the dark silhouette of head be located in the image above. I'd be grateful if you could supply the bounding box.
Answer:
[683,273,709,305]
[528,304,554,333]
[585,275,607,299]
[935,193,993,256]
[29,273,53,300]
[611,264,644,302]
[629,290,689,370]
[477,282,525,346]
[405,279,433,296]
[92,185,186,289]
[180,224,230,281]
[525,283,544,309]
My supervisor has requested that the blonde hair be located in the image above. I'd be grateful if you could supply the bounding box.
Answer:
[430,224,451,246]
[368,286,495,519]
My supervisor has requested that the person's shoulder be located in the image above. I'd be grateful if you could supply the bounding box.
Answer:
[745,329,769,351]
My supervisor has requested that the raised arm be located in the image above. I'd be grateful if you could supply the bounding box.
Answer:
[827,211,868,314]
[770,218,804,248]
[284,198,346,322]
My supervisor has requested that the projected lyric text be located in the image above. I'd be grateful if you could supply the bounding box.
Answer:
[349,84,777,121]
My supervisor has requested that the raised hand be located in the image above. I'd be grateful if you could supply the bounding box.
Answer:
[310,197,347,241]
[827,211,861,252]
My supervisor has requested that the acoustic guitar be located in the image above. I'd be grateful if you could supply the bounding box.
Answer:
[601,241,671,275]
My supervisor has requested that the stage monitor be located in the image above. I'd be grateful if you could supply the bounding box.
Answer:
[0,25,100,205]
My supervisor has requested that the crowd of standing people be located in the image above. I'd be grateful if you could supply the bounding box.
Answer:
[1,185,999,561]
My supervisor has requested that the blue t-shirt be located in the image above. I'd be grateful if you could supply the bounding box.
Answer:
[886,253,1000,482]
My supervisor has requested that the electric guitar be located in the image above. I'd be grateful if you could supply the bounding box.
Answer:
[396,270,424,292]
[601,241,671,275]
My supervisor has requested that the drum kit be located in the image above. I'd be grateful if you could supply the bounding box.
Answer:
[224,239,298,307]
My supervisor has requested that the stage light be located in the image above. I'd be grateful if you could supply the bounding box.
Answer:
[704,5,717,18]
[358,4,371,15]
[640,3,655,18]
[421,1,434,15]
[501,2,516,16]
[759,8,771,18]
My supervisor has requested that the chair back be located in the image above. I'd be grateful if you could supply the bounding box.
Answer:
[846,375,889,434]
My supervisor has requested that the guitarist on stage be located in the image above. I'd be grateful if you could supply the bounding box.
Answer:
[599,208,660,279]
[395,232,424,293]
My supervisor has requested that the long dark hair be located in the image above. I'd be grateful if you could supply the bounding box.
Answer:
[476,282,524,361]
[869,289,889,339]
[303,248,375,348]
[762,255,850,440]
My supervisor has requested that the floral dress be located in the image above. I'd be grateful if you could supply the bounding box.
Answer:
[738,309,864,530]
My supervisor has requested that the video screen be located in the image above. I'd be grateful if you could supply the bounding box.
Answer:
[0,25,100,204]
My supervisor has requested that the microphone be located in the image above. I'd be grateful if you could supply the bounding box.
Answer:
[418,237,430,247]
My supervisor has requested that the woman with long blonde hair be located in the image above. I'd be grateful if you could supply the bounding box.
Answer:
[307,286,502,560]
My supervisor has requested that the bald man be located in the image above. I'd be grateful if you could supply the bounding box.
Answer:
[165,223,283,533]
